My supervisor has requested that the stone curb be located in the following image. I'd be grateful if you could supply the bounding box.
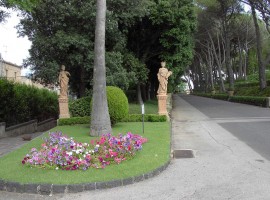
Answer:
[0,160,170,195]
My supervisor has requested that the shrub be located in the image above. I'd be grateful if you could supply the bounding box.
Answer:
[211,94,229,100]
[122,114,167,122]
[229,96,267,107]
[58,116,90,126]
[106,86,129,124]
[58,114,166,125]
[74,87,129,125]
[0,79,58,127]
[69,96,91,117]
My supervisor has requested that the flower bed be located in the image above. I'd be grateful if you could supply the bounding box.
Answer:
[22,132,147,170]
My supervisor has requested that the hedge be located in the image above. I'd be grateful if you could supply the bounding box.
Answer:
[193,93,229,100]
[193,93,268,107]
[58,116,90,126]
[229,96,267,107]
[58,114,167,126]
[0,79,58,127]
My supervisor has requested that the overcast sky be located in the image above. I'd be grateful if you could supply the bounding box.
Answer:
[0,9,31,76]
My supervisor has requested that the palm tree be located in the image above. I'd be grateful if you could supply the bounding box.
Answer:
[90,0,112,136]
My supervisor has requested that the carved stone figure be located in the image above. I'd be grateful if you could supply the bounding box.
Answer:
[58,65,70,97]
[157,61,172,95]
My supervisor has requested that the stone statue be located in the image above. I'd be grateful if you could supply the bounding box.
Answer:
[58,65,70,97]
[157,61,172,95]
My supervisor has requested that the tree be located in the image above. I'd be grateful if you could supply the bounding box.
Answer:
[127,0,196,99]
[249,0,266,89]
[90,0,111,136]
[17,0,151,97]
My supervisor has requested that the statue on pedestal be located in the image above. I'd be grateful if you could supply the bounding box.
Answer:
[58,65,71,118]
[157,61,172,95]
[58,65,70,97]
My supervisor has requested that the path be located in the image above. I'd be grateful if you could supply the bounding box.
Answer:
[1,94,270,200]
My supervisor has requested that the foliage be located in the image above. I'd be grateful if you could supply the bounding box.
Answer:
[106,86,129,125]
[57,114,166,126]
[58,116,90,126]
[125,90,137,103]
[151,0,197,81]
[0,79,58,127]
[122,114,167,122]
[6,0,38,11]
[229,96,267,107]
[69,96,91,117]
[22,131,147,170]
[17,0,152,96]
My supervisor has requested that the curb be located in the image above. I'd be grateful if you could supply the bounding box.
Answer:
[0,160,170,195]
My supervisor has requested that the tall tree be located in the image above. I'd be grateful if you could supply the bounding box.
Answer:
[90,0,111,136]
[249,0,266,89]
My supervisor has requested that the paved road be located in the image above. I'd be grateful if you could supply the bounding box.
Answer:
[181,95,270,161]
[1,94,270,200]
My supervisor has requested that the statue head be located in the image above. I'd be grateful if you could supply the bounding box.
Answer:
[61,65,65,70]
[161,61,166,68]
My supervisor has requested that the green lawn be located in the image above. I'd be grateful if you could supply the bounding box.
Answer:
[129,100,158,114]
[0,122,170,184]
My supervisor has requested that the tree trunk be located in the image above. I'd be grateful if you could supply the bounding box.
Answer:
[79,66,86,97]
[90,0,112,136]
[250,0,266,89]
[224,32,234,90]
[136,83,143,104]
[141,84,147,102]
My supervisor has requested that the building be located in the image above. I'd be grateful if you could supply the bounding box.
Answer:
[0,59,22,82]
[0,59,57,92]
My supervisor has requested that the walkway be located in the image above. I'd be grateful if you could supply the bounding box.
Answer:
[1,94,270,200]
[0,132,44,157]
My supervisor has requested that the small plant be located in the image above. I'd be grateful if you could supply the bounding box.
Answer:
[22,131,147,170]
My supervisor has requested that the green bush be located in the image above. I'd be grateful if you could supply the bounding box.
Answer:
[71,87,129,125]
[58,114,166,125]
[229,96,267,107]
[69,96,91,117]
[211,94,229,100]
[106,86,129,125]
[58,116,90,126]
[122,114,167,122]
[0,79,58,127]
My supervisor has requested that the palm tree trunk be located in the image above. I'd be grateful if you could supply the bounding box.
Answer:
[90,0,112,136]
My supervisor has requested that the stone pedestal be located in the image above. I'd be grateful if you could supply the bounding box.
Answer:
[58,97,70,118]
[157,94,168,115]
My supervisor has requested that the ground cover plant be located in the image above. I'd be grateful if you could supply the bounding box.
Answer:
[0,122,170,184]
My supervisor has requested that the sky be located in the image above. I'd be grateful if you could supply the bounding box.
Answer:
[0,9,31,76]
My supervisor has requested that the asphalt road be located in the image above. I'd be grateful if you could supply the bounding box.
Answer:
[180,94,270,161]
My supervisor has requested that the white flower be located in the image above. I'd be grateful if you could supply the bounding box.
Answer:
[67,152,73,156]
[56,167,59,170]
[96,144,100,148]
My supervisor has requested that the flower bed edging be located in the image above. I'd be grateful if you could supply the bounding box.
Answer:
[0,160,170,195]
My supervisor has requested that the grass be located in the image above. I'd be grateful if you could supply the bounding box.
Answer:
[0,122,170,184]
[129,100,158,114]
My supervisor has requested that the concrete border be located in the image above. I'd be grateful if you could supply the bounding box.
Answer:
[0,160,170,195]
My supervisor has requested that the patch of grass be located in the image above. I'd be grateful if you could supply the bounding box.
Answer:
[129,100,158,114]
[0,122,170,184]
